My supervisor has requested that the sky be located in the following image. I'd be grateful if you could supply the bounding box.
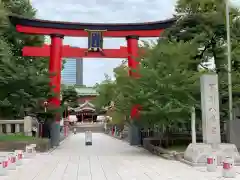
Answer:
[30,0,240,86]
[30,0,177,86]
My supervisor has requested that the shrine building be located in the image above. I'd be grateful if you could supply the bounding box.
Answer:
[75,86,98,103]
[73,87,106,122]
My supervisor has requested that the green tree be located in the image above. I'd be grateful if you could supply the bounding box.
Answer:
[112,64,134,123]
[92,0,240,135]
[166,0,240,119]
[0,0,52,118]
[61,86,79,108]
[136,40,200,128]
[94,74,116,110]
[95,39,201,131]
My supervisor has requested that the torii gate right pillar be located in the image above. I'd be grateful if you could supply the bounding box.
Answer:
[126,35,141,145]
[126,35,139,77]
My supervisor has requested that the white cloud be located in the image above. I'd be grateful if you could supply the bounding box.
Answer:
[31,0,177,86]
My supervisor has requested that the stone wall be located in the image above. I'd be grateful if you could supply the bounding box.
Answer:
[0,120,24,134]
[0,116,39,136]
[0,139,51,152]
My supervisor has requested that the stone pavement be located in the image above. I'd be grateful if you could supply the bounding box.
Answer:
[1,133,240,180]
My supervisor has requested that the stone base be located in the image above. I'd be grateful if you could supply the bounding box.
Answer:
[183,143,240,166]
[50,122,60,147]
[129,124,141,146]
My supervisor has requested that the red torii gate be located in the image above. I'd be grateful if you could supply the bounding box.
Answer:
[9,16,175,145]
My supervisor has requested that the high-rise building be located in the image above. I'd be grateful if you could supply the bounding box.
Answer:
[76,58,83,85]
[61,59,77,85]
[61,58,83,85]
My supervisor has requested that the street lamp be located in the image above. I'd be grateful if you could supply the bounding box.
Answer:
[225,0,233,122]
[39,101,48,138]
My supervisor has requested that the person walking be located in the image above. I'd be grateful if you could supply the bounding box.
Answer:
[32,126,37,137]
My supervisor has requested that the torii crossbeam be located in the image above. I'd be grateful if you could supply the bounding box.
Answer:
[23,45,129,58]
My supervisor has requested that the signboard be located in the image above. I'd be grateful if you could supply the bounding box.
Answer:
[85,29,106,52]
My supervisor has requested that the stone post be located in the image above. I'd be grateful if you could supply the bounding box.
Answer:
[15,124,20,133]
[6,124,11,134]
[24,116,32,136]
[191,106,196,144]
[0,124,3,134]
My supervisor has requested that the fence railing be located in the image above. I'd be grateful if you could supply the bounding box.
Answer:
[106,120,228,146]
[0,120,24,134]
[139,126,227,146]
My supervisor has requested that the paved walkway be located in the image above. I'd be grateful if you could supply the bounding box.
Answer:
[1,133,240,180]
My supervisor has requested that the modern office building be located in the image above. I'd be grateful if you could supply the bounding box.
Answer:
[61,58,83,85]
[76,58,83,85]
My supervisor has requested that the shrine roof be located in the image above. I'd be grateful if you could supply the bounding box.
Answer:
[75,87,98,96]
[74,101,96,112]
[9,15,176,31]
[75,107,96,112]
[79,101,95,108]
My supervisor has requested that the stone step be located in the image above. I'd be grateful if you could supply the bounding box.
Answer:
[71,124,104,133]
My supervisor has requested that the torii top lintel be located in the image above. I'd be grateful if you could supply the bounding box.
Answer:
[9,16,176,38]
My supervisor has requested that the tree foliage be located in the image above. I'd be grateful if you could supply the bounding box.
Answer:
[94,0,240,129]
[61,85,79,108]
[94,75,116,110]
[166,0,240,118]
[0,0,52,119]
[99,40,201,128]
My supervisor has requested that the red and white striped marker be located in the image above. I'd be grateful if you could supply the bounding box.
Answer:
[0,157,8,176]
[206,155,217,172]
[15,150,23,166]
[222,157,236,178]
[7,153,16,170]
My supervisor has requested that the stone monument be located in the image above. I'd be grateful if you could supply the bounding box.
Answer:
[183,74,240,166]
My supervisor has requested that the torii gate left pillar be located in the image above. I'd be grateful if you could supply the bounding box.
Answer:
[49,34,64,146]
